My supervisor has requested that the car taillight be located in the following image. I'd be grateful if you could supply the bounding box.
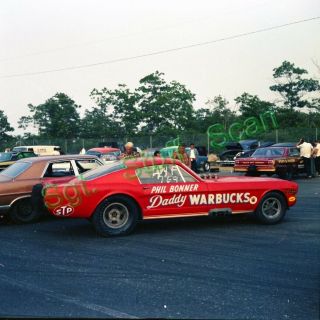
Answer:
[268,160,275,165]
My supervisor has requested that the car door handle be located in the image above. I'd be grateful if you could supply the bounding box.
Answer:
[143,186,152,190]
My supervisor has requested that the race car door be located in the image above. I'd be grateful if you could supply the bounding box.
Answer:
[136,163,208,219]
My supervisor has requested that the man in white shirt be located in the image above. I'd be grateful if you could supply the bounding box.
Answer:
[187,143,199,173]
[297,138,313,178]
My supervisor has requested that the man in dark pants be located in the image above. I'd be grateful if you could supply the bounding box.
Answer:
[187,143,199,173]
[297,138,313,178]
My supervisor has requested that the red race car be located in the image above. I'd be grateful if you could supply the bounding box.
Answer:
[42,157,298,237]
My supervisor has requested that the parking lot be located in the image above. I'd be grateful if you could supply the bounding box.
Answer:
[0,176,319,319]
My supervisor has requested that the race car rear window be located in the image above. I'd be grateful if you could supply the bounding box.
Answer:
[137,164,198,184]
[0,162,31,178]
[80,162,126,180]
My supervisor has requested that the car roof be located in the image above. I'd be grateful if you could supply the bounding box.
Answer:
[272,142,296,147]
[87,147,120,153]
[15,154,99,163]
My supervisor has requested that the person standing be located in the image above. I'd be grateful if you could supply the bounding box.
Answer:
[153,150,161,157]
[296,138,313,178]
[312,140,320,175]
[120,142,140,159]
[172,144,190,167]
[187,143,199,173]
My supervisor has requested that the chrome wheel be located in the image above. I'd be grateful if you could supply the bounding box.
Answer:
[204,162,210,172]
[261,197,281,219]
[102,202,129,229]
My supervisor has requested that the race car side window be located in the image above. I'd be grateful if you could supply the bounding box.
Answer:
[75,159,102,173]
[137,164,197,184]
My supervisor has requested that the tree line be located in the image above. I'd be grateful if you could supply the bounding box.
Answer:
[1,60,319,149]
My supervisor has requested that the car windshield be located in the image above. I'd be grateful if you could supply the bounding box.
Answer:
[80,161,126,180]
[0,161,31,178]
[252,147,285,157]
[0,152,12,161]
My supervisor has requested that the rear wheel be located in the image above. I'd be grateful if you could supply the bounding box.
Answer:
[255,192,287,224]
[92,195,139,237]
[10,198,42,224]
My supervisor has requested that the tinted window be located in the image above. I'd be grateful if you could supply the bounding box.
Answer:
[0,162,31,178]
[137,164,197,184]
[289,148,300,157]
[81,162,126,180]
[12,147,27,152]
[252,148,285,157]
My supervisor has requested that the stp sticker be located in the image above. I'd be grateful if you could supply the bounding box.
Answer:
[53,205,74,217]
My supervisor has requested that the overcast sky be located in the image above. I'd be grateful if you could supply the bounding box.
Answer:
[0,0,319,133]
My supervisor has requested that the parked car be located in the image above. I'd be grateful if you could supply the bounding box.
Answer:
[12,145,62,156]
[160,146,210,172]
[233,141,275,160]
[218,139,259,166]
[0,155,103,223]
[86,147,121,162]
[271,142,297,147]
[0,151,37,171]
[40,157,298,237]
[234,146,304,179]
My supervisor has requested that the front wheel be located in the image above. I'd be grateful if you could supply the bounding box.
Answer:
[92,195,139,237]
[203,162,210,172]
[255,192,287,224]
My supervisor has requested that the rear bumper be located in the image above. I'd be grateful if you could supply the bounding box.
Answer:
[234,166,276,172]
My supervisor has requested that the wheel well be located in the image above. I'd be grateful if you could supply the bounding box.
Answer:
[10,196,31,209]
[99,193,143,220]
[261,190,288,208]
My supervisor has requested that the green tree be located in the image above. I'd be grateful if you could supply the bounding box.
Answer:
[89,71,196,138]
[19,93,81,138]
[235,93,275,118]
[192,95,236,133]
[270,61,320,111]
[90,84,140,137]
[137,71,195,136]
[0,110,14,147]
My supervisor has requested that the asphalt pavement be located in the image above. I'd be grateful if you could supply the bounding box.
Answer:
[0,176,319,319]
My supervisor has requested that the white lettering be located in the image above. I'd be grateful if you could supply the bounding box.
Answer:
[208,194,215,204]
[236,193,244,203]
[216,193,222,204]
[189,194,201,205]
[147,194,186,209]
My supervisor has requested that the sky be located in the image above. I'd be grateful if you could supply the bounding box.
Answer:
[0,0,319,134]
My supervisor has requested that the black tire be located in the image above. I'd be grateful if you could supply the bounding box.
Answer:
[10,198,43,224]
[203,161,210,172]
[255,192,287,224]
[92,195,139,237]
